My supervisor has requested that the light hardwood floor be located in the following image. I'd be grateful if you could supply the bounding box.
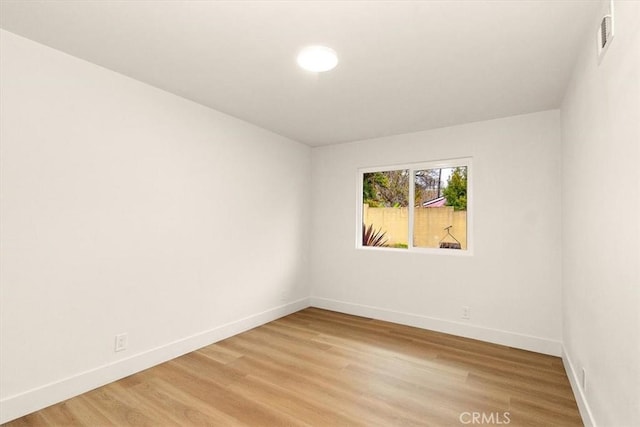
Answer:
[4,308,582,426]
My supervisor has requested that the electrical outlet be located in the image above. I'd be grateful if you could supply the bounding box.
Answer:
[115,333,128,352]
[462,306,470,320]
[581,368,587,391]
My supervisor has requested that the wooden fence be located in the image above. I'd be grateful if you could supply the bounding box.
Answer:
[363,204,467,249]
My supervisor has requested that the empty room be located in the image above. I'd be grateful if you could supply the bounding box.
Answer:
[0,1,638,426]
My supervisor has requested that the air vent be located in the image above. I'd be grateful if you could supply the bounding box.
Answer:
[600,16,611,48]
[597,1,615,63]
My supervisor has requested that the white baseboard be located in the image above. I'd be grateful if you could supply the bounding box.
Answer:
[562,346,596,427]
[0,298,310,424]
[309,296,562,356]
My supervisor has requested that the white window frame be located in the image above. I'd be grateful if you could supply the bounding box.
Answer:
[356,157,473,256]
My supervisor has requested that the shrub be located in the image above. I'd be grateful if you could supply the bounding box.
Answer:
[362,224,388,247]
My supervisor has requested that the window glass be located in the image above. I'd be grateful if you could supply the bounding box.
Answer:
[362,170,409,249]
[414,167,467,249]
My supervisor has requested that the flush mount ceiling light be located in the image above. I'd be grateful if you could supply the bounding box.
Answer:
[296,45,338,72]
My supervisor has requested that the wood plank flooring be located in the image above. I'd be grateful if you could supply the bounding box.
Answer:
[3,308,582,426]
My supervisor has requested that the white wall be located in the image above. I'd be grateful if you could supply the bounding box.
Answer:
[310,110,563,355]
[4,2,638,423]
[561,1,640,426]
[0,30,310,423]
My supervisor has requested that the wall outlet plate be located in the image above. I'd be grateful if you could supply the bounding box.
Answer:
[462,306,470,320]
[115,333,128,352]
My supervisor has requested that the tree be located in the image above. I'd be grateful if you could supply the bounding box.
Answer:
[415,168,443,205]
[443,167,467,210]
[363,170,409,207]
[363,172,389,207]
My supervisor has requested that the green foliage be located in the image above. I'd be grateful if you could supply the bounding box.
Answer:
[363,170,409,207]
[363,172,389,207]
[364,167,466,210]
[362,223,389,247]
[390,243,408,249]
[443,167,467,211]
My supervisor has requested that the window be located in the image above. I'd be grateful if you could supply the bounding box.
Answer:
[358,158,472,254]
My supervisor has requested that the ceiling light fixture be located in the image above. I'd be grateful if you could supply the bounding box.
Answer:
[296,45,338,72]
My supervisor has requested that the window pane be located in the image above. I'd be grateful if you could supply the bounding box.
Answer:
[362,170,409,249]
[414,167,467,249]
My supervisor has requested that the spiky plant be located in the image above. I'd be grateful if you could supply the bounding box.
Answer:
[362,223,389,247]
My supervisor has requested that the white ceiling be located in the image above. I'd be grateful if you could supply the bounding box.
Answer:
[0,0,601,146]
